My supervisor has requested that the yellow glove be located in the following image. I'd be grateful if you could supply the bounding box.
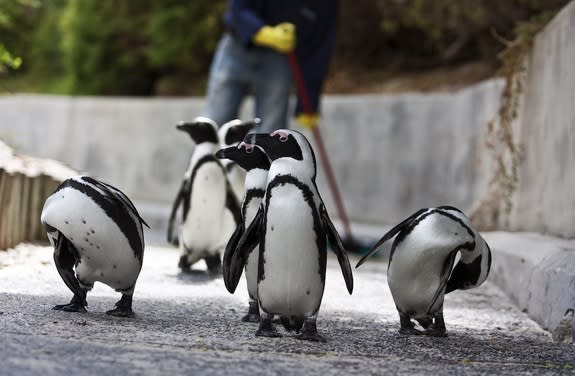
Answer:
[296,113,320,130]
[252,22,296,54]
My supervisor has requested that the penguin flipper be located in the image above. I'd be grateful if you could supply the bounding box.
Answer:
[427,251,458,314]
[53,233,84,302]
[167,180,187,244]
[222,221,244,293]
[320,204,353,294]
[228,208,263,293]
[355,208,429,268]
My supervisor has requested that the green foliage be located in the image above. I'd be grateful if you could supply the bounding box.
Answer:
[59,0,225,95]
[0,0,571,95]
[0,0,42,73]
[0,43,22,71]
[336,0,570,69]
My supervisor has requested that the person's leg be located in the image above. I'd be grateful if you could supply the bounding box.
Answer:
[252,50,292,133]
[203,34,250,126]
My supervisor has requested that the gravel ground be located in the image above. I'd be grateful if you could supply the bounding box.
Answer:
[0,244,573,375]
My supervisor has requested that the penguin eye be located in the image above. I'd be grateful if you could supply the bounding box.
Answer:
[245,146,254,154]
[279,135,289,142]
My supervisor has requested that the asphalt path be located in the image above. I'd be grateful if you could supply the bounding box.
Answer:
[0,244,573,375]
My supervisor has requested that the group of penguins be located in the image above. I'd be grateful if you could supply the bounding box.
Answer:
[40,117,492,342]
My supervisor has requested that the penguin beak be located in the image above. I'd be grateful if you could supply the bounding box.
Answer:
[214,148,227,159]
[244,133,258,145]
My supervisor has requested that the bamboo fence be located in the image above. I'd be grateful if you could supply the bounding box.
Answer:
[0,140,77,250]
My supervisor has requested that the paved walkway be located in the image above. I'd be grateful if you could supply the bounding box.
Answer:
[0,244,573,375]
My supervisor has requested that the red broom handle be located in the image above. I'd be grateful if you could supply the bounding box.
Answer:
[287,52,352,237]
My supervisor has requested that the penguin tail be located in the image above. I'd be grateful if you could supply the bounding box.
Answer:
[280,315,304,332]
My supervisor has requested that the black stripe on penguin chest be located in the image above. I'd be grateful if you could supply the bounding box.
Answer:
[257,175,327,284]
[56,180,144,263]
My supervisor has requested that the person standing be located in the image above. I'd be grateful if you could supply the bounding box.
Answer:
[203,0,338,132]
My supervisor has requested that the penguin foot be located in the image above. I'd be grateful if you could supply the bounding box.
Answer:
[241,312,261,323]
[295,331,327,342]
[255,317,282,338]
[241,300,260,322]
[398,326,423,336]
[295,318,327,342]
[424,327,448,337]
[178,255,192,272]
[106,294,134,318]
[106,307,135,318]
[204,254,222,275]
[53,302,87,313]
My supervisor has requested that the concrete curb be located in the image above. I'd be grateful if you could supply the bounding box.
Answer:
[484,231,575,332]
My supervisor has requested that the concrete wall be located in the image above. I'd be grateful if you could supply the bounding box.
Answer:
[505,1,575,238]
[0,79,502,227]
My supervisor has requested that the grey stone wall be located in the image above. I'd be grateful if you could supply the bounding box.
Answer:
[0,80,502,227]
[505,1,575,238]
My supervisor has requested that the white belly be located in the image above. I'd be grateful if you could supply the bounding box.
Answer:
[388,240,448,318]
[244,198,262,300]
[258,185,324,317]
[41,188,142,291]
[180,162,234,263]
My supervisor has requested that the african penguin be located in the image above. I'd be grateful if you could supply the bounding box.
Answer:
[356,206,492,337]
[167,117,241,274]
[227,129,354,342]
[217,118,261,203]
[216,141,270,323]
[41,175,148,317]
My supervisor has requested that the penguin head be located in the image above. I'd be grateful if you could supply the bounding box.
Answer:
[215,142,270,172]
[244,129,316,171]
[218,118,261,147]
[446,237,492,293]
[176,117,218,145]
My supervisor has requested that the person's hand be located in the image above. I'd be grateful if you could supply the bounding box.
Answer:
[296,113,319,130]
[252,22,296,54]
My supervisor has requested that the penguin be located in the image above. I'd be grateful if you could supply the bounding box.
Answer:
[215,141,270,323]
[356,206,492,336]
[167,117,241,274]
[40,175,148,317]
[227,129,354,342]
[217,118,261,203]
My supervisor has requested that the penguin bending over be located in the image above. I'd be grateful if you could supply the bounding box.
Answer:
[167,117,241,274]
[41,176,148,317]
[217,118,261,203]
[215,141,270,323]
[356,206,491,336]
[228,129,354,342]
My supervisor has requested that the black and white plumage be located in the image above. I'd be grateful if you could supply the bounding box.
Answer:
[40,175,148,317]
[227,129,353,342]
[218,118,261,203]
[356,206,492,336]
[167,117,241,274]
[216,141,270,323]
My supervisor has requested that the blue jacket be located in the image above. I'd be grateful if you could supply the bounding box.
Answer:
[224,0,338,115]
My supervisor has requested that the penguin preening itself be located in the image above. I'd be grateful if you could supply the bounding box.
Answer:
[41,176,148,317]
[356,206,491,337]
[227,129,354,342]
[167,117,241,274]
[215,141,270,323]
[218,118,261,203]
